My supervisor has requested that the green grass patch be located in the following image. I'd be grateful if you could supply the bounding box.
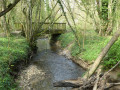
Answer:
[59,31,110,59]
[58,32,75,48]
[0,36,29,90]
[80,36,111,61]
[59,31,111,61]
[71,42,80,56]
[59,30,120,69]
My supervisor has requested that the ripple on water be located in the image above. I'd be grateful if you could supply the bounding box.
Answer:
[18,38,85,90]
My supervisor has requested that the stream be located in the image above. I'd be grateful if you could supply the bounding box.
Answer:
[18,38,85,90]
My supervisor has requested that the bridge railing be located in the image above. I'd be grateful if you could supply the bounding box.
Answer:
[15,22,66,34]
[33,23,66,30]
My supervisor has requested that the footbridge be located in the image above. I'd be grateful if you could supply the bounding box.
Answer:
[15,22,66,34]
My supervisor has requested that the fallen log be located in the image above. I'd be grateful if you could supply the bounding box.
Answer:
[93,67,101,90]
[53,79,83,88]
[53,77,96,89]
[53,78,120,90]
[84,29,120,79]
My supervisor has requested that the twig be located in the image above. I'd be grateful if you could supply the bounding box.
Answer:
[100,60,120,81]
[93,68,101,90]
[0,0,21,17]
[105,83,120,90]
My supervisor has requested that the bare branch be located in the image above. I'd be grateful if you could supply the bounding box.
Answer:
[0,0,21,17]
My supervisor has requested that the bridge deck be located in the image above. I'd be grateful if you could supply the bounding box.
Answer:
[15,22,66,34]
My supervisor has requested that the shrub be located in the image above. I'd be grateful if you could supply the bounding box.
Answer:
[103,38,120,69]
[0,36,29,90]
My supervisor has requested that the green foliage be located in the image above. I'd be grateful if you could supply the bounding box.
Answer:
[58,32,75,48]
[117,73,120,77]
[101,0,108,20]
[58,31,112,62]
[58,32,81,57]
[0,73,17,90]
[80,36,111,61]
[59,30,120,70]
[0,36,29,90]
[71,42,80,56]
[103,38,120,69]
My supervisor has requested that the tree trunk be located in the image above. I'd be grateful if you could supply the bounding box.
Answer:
[2,0,9,36]
[84,29,120,79]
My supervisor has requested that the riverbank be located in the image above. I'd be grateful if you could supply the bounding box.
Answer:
[55,32,120,86]
[53,40,89,70]
[17,38,85,90]
[55,32,109,66]
[0,36,30,90]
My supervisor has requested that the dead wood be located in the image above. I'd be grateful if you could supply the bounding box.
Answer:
[93,67,101,90]
[53,79,83,88]
[53,73,120,90]
[84,29,120,79]
[53,30,120,90]
[104,83,120,90]
[53,77,96,89]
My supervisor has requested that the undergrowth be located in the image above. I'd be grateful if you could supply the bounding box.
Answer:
[58,31,120,69]
[103,38,120,69]
[58,32,75,48]
[58,31,111,61]
[0,36,29,90]
[80,36,111,61]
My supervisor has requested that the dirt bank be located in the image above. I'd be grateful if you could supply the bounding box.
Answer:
[52,40,89,70]
[53,40,120,90]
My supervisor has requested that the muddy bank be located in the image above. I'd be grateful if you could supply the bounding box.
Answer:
[51,40,89,70]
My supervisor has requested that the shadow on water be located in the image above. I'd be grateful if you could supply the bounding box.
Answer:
[19,38,85,90]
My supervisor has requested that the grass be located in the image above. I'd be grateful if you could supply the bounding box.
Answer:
[58,32,75,48]
[58,30,111,62]
[0,36,30,90]
[79,36,111,61]
[58,29,120,69]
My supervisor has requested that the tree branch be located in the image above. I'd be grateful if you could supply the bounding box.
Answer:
[0,0,21,17]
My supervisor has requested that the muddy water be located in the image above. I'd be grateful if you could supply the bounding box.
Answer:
[18,38,85,90]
